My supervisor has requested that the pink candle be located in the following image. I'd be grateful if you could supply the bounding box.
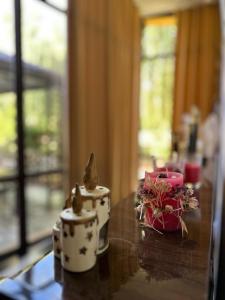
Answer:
[144,171,183,189]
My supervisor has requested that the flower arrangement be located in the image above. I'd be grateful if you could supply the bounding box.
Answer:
[136,177,199,236]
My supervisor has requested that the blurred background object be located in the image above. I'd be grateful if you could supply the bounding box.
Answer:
[0,2,224,297]
[138,2,221,177]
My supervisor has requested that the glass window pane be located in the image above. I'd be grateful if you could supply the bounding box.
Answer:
[139,58,175,157]
[142,24,177,57]
[22,0,67,71]
[24,89,62,173]
[0,97,17,177]
[0,1,15,55]
[26,174,64,242]
[0,0,17,177]
[47,0,67,11]
[22,0,67,173]
[139,21,177,177]
[0,182,19,254]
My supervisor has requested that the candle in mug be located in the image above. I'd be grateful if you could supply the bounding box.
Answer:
[144,171,184,232]
[60,184,98,273]
[144,171,183,189]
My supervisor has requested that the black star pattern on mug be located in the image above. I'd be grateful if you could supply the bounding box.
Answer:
[63,231,68,238]
[64,254,69,262]
[86,232,93,241]
[100,198,105,206]
[54,235,59,242]
[56,248,61,255]
[89,221,93,227]
[79,246,87,255]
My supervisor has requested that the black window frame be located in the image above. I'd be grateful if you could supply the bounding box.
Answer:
[0,0,67,260]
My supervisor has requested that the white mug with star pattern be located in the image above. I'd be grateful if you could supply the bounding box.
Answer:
[72,185,111,255]
[60,207,98,272]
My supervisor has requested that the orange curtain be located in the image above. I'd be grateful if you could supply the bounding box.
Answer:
[67,0,140,204]
[173,4,221,132]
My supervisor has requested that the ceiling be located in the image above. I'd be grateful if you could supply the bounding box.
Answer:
[133,0,217,17]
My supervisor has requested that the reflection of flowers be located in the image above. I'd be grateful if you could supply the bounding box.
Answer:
[136,179,199,236]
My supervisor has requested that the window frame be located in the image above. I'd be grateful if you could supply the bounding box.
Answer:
[0,0,67,260]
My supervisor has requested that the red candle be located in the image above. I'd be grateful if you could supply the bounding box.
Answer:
[144,171,183,189]
[184,162,200,184]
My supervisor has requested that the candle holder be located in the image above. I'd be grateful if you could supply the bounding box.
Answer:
[72,153,111,255]
[60,184,98,273]
[137,171,199,235]
[72,185,110,255]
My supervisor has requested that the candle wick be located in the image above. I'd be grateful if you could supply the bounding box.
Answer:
[166,168,169,178]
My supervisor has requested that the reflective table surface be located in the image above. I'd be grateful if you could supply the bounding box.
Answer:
[0,186,212,300]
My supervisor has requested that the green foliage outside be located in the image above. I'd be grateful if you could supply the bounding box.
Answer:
[22,0,66,73]
[0,95,17,176]
[142,25,177,57]
[139,23,177,160]
[24,88,62,172]
[0,0,66,176]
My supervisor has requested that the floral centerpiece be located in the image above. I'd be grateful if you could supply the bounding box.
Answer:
[136,172,199,236]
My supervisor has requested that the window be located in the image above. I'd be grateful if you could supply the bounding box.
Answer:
[138,16,177,178]
[0,0,67,257]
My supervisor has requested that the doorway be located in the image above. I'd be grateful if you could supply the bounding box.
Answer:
[138,16,177,178]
